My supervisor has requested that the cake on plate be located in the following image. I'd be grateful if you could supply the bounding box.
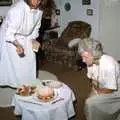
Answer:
[36,86,55,102]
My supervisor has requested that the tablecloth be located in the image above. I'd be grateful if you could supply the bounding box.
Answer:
[12,84,76,120]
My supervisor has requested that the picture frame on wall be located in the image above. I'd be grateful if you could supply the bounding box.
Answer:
[82,0,91,5]
[86,9,93,16]
[0,0,12,6]
[55,9,60,15]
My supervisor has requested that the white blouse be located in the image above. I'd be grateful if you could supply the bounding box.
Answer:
[87,54,120,90]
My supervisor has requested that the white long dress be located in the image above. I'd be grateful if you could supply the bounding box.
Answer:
[84,54,120,120]
[0,0,43,88]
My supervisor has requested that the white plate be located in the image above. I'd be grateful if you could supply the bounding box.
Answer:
[42,80,63,89]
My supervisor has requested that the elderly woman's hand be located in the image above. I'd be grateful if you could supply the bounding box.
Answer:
[89,80,99,97]
[89,88,98,97]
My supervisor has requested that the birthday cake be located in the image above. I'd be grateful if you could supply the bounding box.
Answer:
[36,86,54,102]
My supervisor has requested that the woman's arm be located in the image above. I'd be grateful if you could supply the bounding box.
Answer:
[5,4,24,42]
[97,88,114,94]
[89,80,114,96]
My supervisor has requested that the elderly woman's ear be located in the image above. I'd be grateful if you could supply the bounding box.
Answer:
[68,38,82,48]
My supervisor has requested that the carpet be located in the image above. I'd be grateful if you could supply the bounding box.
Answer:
[0,87,16,107]
[38,70,58,81]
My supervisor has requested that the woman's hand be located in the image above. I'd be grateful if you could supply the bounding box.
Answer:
[16,46,24,54]
[16,45,25,57]
[32,40,41,52]
[89,80,99,97]
[12,40,25,57]
[89,86,99,97]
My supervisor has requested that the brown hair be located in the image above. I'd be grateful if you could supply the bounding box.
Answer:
[42,0,56,17]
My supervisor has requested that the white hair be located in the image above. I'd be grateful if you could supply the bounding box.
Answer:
[68,38,103,60]
[68,38,81,48]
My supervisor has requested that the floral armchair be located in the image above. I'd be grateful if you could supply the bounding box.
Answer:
[43,21,91,71]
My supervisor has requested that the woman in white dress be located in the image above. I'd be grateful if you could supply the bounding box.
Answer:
[0,0,49,107]
[0,0,50,87]
[68,38,120,120]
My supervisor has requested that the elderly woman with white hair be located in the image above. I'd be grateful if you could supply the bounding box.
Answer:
[68,38,120,120]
